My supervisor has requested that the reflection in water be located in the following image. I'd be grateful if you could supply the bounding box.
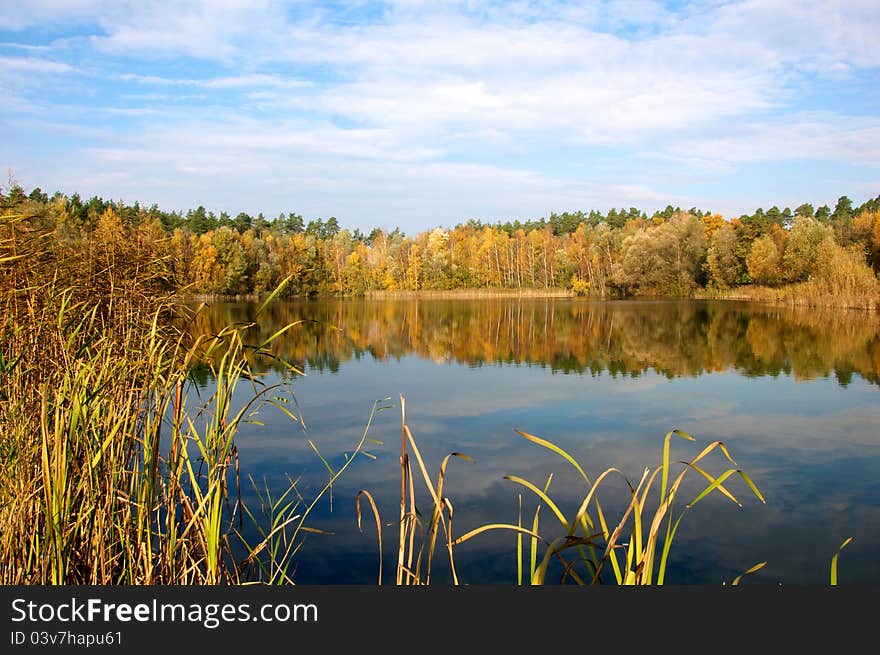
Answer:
[186,298,880,386]
[182,298,880,585]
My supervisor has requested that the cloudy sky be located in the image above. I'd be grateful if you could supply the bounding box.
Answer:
[2,1,879,233]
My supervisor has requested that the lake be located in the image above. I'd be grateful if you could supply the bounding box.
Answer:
[186,297,880,585]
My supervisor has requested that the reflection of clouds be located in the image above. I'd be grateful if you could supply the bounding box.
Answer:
[189,300,880,584]
[236,406,880,584]
[660,487,880,585]
[697,407,880,457]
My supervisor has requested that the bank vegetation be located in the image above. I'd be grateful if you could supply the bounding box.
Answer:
[4,182,878,309]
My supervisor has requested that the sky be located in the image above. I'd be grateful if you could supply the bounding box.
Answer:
[2,0,879,234]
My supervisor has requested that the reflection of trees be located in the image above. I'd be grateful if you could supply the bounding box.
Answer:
[184,299,880,386]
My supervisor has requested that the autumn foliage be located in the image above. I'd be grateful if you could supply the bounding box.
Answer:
[3,184,878,307]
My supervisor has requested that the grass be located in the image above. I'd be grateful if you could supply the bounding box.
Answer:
[0,209,375,584]
[355,399,852,586]
[701,283,880,311]
[505,428,767,585]
[357,404,854,585]
[355,394,536,586]
[699,246,879,313]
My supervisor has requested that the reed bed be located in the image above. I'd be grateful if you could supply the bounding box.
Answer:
[0,209,369,584]
[357,397,748,585]
[704,284,880,311]
[700,265,879,312]
[359,399,854,585]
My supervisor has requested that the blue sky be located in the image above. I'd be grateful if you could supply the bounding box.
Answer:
[2,0,879,233]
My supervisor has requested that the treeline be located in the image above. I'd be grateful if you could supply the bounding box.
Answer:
[3,182,879,299]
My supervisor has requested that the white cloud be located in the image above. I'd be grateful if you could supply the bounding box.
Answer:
[3,1,880,226]
[706,0,880,71]
[668,113,880,168]
[118,72,312,90]
[0,42,54,52]
[88,0,286,61]
[0,0,108,30]
[0,55,72,74]
[24,109,674,225]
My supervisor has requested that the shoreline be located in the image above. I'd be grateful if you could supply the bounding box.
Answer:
[696,284,880,312]
[181,285,877,311]
[183,288,576,302]
[364,288,574,299]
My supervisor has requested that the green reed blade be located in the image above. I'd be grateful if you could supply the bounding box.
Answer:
[515,429,593,485]
[661,428,695,504]
[736,470,766,505]
[503,475,570,531]
[255,274,294,317]
[830,537,853,585]
[684,461,741,506]
[517,494,523,585]
[685,469,738,509]
[656,513,685,585]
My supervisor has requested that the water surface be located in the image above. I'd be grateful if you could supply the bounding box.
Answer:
[188,298,880,585]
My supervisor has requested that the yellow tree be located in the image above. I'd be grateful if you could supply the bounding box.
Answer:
[448,224,478,288]
[252,233,281,293]
[365,229,395,290]
[477,226,501,287]
[327,230,352,294]
[768,223,788,255]
[853,210,880,272]
[701,213,726,240]
[279,232,308,292]
[706,221,740,288]
[192,232,222,293]
[527,227,555,287]
[211,226,248,294]
[175,231,199,288]
[424,227,450,288]
[782,216,834,282]
[343,242,373,295]
[512,228,528,288]
[746,235,781,286]
[405,241,422,290]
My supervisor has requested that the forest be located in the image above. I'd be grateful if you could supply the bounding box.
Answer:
[3,181,879,302]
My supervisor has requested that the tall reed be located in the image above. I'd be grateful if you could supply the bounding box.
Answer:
[0,208,371,584]
[357,402,772,585]
[507,429,767,584]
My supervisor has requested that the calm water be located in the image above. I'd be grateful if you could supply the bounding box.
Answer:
[187,298,880,585]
